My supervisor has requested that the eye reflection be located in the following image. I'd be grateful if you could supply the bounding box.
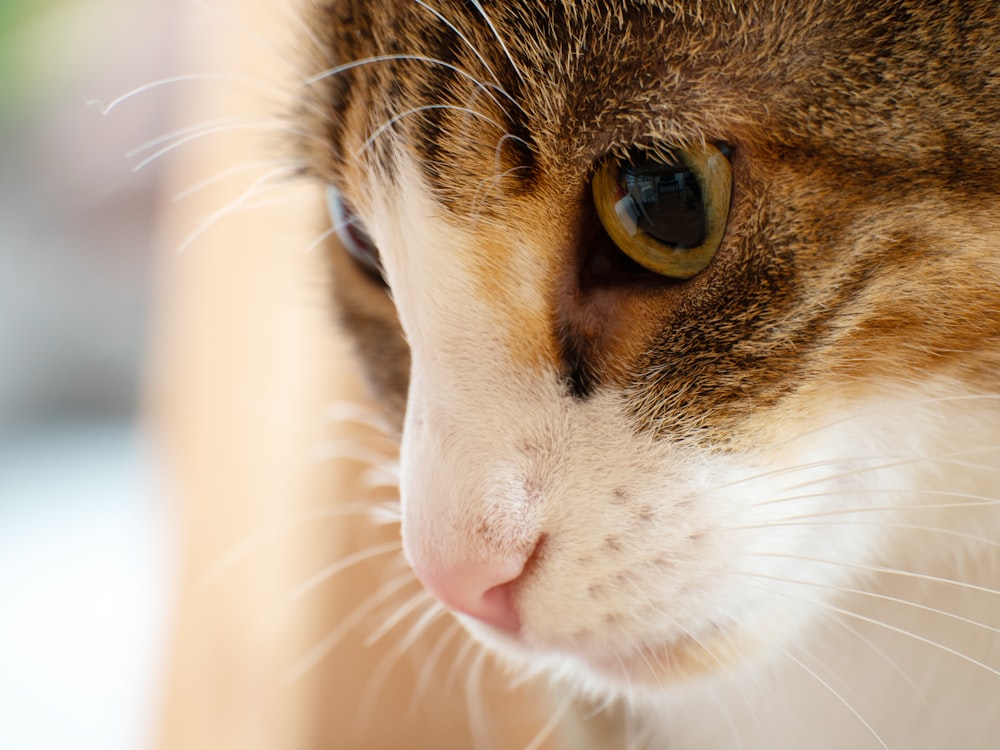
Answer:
[591,143,732,280]
[615,157,705,249]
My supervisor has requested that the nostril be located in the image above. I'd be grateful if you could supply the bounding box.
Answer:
[477,580,521,632]
[413,556,529,634]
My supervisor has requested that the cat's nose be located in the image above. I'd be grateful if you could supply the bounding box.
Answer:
[414,558,527,633]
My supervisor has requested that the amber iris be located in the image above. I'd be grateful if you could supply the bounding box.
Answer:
[591,143,732,279]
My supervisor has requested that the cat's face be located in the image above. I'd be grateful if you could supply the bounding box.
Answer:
[299,0,1000,697]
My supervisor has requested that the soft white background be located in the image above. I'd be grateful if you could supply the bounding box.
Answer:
[0,2,178,748]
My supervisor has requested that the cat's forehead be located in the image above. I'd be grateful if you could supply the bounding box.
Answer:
[321,0,767,165]
[307,0,999,440]
[313,0,997,201]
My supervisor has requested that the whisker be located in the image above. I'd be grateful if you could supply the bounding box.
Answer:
[758,633,889,750]
[759,393,1000,454]
[311,439,399,467]
[353,596,442,737]
[398,600,449,654]
[705,686,748,750]
[198,502,384,588]
[356,104,509,159]
[673,621,765,738]
[175,193,306,254]
[727,519,1000,548]
[444,634,480,694]
[289,539,403,600]
[749,487,1000,513]
[362,499,402,524]
[467,0,526,84]
[304,52,513,116]
[713,445,1000,497]
[469,165,533,225]
[172,159,288,202]
[324,400,395,433]
[87,74,290,116]
[728,567,1000,637]
[709,453,898,493]
[409,619,464,717]
[406,0,516,100]
[363,589,432,647]
[753,579,1000,681]
[774,454,1000,497]
[745,551,1000,598]
[304,224,338,254]
[131,120,315,173]
[283,570,417,683]
[127,116,259,157]
[830,618,934,712]
[360,467,403,494]
[466,650,495,750]
[174,166,302,252]
[522,692,575,750]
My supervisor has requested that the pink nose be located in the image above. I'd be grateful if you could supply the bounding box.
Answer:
[415,559,527,633]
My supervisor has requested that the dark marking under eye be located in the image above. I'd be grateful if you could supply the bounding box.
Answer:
[560,334,595,400]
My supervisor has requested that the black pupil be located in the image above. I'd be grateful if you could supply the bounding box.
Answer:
[619,156,705,248]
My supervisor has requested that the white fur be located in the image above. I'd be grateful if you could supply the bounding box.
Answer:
[369,160,1000,748]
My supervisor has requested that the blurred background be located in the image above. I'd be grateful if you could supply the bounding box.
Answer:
[0,1,178,747]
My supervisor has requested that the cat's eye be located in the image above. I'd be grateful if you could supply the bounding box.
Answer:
[591,143,732,279]
[326,184,385,283]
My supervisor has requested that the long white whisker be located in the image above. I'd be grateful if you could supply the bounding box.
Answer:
[444,635,479,694]
[746,551,1000,598]
[363,589,432,647]
[172,159,289,201]
[304,224,338,254]
[750,487,1000,513]
[356,104,508,158]
[175,184,303,254]
[466,650,494,750]
[324,400,395,432]
[713,444,1000,496]
[407,0,515,99]
[756,580,1000,681]
[353,596,441,736]
[467,0,526,84]
[727,519,1000,548]
[729,567,1000,637]
[289,539,403,600]
[127,117,258,157]
[759,393,1000,454]
[409,619,463,717]
[759,634,889,750]
[175,166,296,254]
[304,53,512,114]
[775,454,1000,496]
[199,502,384,588]
[522,692,575,750]
[311,438,399,467]
[826,617,935,712]
[131,120,314,173]
[283,571,416,683]
[88,74,288,116]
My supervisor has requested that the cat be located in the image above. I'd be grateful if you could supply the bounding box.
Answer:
[292,0,1000,747]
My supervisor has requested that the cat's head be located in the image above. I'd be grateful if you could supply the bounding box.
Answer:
[298,0,1000,697]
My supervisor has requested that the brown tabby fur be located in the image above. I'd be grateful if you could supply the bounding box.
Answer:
[267,0,1000,747]
[298,0,999,449]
